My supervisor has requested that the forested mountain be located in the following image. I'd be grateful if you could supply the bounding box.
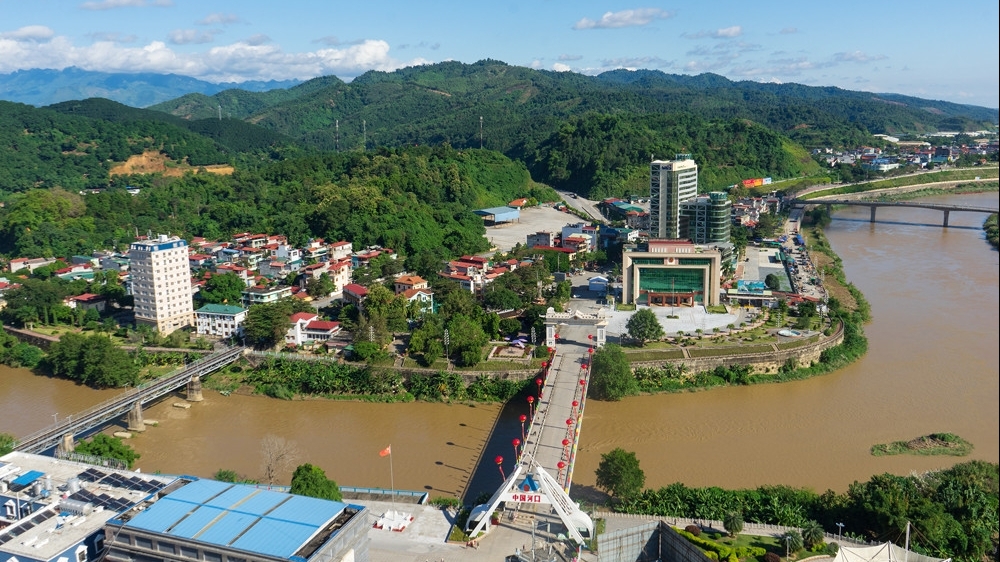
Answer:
[149,60,998,155]
[0,100,233,194]
[0,67,300,108]
[0,145,555,264]
[524,112,820,198]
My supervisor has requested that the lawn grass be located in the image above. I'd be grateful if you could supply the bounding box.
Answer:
[625,349,686,361]
[688,345,775,357]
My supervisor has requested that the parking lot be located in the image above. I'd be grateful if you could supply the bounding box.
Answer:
[482,205,589,253]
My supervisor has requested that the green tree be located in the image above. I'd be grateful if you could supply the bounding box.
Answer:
[782,529,804,554]
[0,433,16,456]
[765,273,782,291]
[801,520,824,549]
[306,273,336,297]
[74,434,140,468]
[200,272,247,305]
[45,332,138,388]
[242,300,305,349]
[595,448,645,501]
[626,308,664,346]
[289,463,343,501]
[447,313,488,366]
[589,344,637,401]
[724,511,744,538]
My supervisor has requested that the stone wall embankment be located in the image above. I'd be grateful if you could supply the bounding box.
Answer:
[628,320,845,375]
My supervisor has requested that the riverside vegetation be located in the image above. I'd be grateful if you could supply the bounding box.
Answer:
[870,433,973,457]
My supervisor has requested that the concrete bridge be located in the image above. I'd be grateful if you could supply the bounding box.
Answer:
[790,198,998,227]
[468,309,607,545]
[15,346,244,455]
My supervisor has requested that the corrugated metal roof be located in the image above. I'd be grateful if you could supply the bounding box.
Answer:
[124,480,348,560]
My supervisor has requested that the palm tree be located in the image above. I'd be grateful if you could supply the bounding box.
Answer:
[723,511,744,538]
[802,520,824,549]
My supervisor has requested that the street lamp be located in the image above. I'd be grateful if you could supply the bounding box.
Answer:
[836,522,845,542]
[519,414,527,442]
[527,395,535,418]
[785,535,791,560]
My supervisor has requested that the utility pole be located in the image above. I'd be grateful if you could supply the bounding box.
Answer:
[479,116,483,149]
[335,119,339,152]
[362,120,367,151]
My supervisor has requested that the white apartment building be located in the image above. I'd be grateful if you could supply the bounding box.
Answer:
[130,235,194,335]
[649,155,699,239]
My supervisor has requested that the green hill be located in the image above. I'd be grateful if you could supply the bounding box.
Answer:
[0,100,232,194]
[149,60,997,155]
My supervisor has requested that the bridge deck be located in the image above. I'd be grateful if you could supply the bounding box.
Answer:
[519,324,592,491]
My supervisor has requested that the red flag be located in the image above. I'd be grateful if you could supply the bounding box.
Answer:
[379,445,391,457]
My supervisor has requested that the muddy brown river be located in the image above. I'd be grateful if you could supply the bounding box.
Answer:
[2,192,996,498]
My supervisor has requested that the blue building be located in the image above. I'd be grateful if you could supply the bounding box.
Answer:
[1,453,370,562]
[103,478,370,562]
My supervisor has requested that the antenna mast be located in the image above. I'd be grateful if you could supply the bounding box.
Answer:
[218,104,222,120]
[480,116,483,149]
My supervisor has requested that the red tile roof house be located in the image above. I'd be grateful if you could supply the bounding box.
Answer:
[64,293,106,312]
[394,275,428,294]
[342,283,369,307]
[285,312,341,347]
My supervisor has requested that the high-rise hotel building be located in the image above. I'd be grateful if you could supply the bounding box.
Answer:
[649,155,699,239]
[130,235,194,334]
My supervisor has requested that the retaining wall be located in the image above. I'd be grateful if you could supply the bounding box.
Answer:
[628,321,844,375]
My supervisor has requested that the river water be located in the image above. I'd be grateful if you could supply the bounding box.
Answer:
[2,192,996,498]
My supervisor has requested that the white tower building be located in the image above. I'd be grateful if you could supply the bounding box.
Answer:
[649,155,699,239]
[130,235,194,335]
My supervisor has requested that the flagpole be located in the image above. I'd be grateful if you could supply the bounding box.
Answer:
[389,445,396,515]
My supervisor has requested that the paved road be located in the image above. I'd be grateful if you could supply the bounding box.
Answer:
[556,190,606,224]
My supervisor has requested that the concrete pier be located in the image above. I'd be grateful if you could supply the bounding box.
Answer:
[186,376,204,402]
[126,401,145,432]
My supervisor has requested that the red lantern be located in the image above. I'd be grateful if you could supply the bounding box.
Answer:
[495,455,505,480]
[535,377,543,387]
[588,347,594,354]
[588,334,593,340]
[519,414,527,423]
[495,455,504,465]
[566,418,574,426]
[558,461,566,469]
[572,400,579,408]
[512,438,521,448]
[580,379,586,386]
[562,438,571,447]
[548,347,554,354]
[527,395,534,404]
[541,361,547,368]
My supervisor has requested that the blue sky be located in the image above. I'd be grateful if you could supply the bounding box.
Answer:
[1,0,997,108]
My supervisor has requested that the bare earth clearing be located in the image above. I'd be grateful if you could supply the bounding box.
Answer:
[109,150,234,177]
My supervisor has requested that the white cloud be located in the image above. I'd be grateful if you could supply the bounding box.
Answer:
[169,29,219,45]
[834,50,887,63]
[573,8,672,30]
[0,25,55,41]
[715,26,742,38]
[558,54,582,61]
[87,31,138,43]
[0,32,429,82]
[529,59,544,69]
[199,13,241,25]
[780,27,798,34]
[552,63,571,72]
[80,0,171,10]
[245,34,270,46]
[684,25,743,39]
[600,55,674,69]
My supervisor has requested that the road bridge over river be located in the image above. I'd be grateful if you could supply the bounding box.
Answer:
[15,346,244,455]
[467,309,607,546]
[790,198,998,227]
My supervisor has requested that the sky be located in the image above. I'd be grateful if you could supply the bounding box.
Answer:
[1,0,998,108]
